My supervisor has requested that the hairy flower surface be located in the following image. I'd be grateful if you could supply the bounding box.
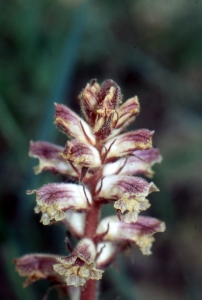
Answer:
[15,79,165,299]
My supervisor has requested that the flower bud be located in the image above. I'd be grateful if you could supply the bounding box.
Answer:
[54,103,95,145]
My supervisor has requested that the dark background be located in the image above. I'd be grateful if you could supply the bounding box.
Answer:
[1,0,202,299]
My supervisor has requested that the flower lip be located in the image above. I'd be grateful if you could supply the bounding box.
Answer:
[96,175,158,223]
[53,238,104,287]
[96,215,165,255]
[27,183,91,225]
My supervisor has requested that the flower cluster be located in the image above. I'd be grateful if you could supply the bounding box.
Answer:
[14,79,165,298]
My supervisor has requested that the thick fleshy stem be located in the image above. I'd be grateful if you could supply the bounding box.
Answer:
[80,201,100,300]
[80,164,102,300]
[81,279,98,300]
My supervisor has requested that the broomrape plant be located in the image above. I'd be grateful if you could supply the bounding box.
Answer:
[14,79,165,300]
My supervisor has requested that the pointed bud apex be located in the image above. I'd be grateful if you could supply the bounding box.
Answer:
[61,139,101,168]
[111,96,140,137]
[54,103,95,145]
[78,79,101,126]
[53,239,104,287]
[96,216,165,255]
[27,183,91,225]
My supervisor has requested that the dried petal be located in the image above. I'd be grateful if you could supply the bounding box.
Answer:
[96,175,158,222]
[13,254,61,287]
[101,129,153,163]
[54,103,95,145]
[27,183,91,225]
[96,216,165,255]
[61,139,101,168]
[53,239,104,287]
[29,141,79,177]
[103,148,162,178]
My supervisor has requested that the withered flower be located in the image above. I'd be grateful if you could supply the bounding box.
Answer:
[15,79,165,300]
[13,254,61,287]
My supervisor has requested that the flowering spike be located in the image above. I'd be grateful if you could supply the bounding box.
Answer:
[16,79,165,299]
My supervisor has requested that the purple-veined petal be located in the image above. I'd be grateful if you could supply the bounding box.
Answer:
[29,141,79,177]
[53,239,104,287]
[96,175,158,222]
[101,129,153,163]
[13,254,62,287]
[110,96,140,138]
[96,216,165,255]
[103,148,162,178]
[96,175,158,200]
[54,103,95,145]
[27,183,91,225]
[78,79,101,126]
[61,139,101,168]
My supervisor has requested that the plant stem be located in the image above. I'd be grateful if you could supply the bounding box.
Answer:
[81,280,98,300]
[80,195,100,299]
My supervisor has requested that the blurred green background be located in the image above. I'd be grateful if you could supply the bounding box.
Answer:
[1,0,202,299]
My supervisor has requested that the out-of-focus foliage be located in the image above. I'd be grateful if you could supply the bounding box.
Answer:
[0,0,202,299]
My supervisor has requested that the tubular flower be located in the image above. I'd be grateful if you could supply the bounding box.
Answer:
[27,183,91,225]
[96,175,158,223]
[14,79,165,298]
[53,239,104,287]
[13,254,62,287]
[96,216,165,255]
